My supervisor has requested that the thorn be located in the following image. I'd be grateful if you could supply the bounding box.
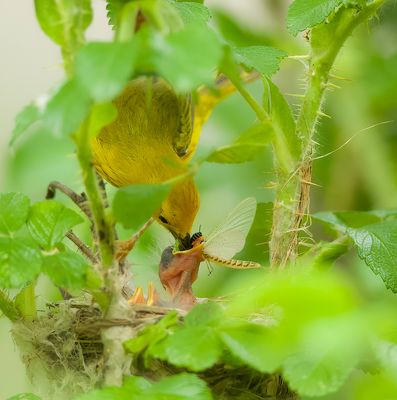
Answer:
[329,74,351,81]
[288,54,310,60]
[285,93,305,98]
[325,82,341,90]
[300,179,322,187]
[317,110,332,119]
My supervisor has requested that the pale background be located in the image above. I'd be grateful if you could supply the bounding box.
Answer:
[0,1,280,397]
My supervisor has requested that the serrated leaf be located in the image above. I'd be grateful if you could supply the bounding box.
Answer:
[206,123,271,164]
[314,210,397,231]
[220,322,285,373]
[184,302,224,327]
[233,46,287,77]
[348,220,397,292]
[113,183,171,230]
[106,0,130,28]
[27,200,83,250]
[287,0,343,36]
[88,103,118,138]
[157,326,222,371]
[0,192,30,235]
[34,0,92,46]
[75,41,136,102]
[43,250,90,289]
[155,24,223,91]
[170,1,211,25]
[0,237,42,289]
[44,79,91,137]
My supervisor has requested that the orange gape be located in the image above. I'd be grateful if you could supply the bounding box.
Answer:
[159,244,203,309]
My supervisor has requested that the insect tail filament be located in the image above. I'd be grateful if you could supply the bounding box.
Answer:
[203,253,261,269]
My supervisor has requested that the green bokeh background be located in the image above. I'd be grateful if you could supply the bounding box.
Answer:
[1,0,396,397]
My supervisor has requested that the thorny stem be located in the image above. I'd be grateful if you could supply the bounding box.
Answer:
[269,1,385,268]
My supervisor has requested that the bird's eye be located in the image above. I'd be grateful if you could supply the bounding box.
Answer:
[159,215,169,224]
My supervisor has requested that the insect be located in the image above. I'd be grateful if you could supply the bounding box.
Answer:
[187,197,261,269]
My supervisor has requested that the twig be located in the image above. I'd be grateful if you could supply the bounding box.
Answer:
[66,230,98,264]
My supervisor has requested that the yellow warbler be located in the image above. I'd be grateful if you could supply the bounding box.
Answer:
[91,75,251,248]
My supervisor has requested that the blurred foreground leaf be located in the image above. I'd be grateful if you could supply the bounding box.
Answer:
[43,79,91,137]
[75,41,136,102]
[7,394,42,400]
[206,123,271,164]
[113,183,171,230]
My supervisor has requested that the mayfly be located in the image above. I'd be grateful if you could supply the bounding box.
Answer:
[187,197,261,269]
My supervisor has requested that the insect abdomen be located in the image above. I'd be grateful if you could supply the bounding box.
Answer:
[204,254,261,269]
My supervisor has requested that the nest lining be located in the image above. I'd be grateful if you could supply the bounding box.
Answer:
[11,297,296,400]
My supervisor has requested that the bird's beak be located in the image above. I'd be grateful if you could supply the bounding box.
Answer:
[171,231,191,251]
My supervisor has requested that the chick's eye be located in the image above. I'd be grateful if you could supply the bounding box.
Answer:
[159,216,169,224]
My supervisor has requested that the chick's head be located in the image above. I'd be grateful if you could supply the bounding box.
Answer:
[156,179,199,250]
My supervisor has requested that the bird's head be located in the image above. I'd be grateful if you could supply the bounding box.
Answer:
[155,179,199,250]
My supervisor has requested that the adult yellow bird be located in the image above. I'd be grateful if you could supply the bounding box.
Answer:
[91,75,250,251]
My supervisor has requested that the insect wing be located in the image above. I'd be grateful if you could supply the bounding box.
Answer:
[204,197,257,259]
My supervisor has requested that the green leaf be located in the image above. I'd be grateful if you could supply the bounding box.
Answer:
[34,0,92,46]
[10,103,43,147]
[220,322,285,373]
[233,46,287,77]
[88,103,118,138]
[170,1,211,25]
[237,202,273,262]
[158,326,222,371]
[184,302,224,327]
[43,250,90,289]
[206,123,271,163]
[144,373,213,400]
[314,210,397,231]
[113,183,171,230]
[75,41,136,102]
[7,394,42,400]
[287,0,343,36]
[27,200,83,250]
[75,387,128,400]
[106,0,130,29]
[282,316,365,397]
[353,373,397,400]
[263,79,300,163]
[0,192,30,235]
[348,220,397,292]
[155,24,223,91]
[124,311,178,354]
[0,237,42,288]
[44,79,91,137]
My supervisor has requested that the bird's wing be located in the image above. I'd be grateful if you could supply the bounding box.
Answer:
[204,197,257,259]
[173,94,194,158]
[181,72,260,161]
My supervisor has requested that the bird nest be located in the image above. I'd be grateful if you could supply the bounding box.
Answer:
[11,297,296,400]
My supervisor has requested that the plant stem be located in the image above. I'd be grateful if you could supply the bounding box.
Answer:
[74,119,115,270]
[269,1,385,268]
